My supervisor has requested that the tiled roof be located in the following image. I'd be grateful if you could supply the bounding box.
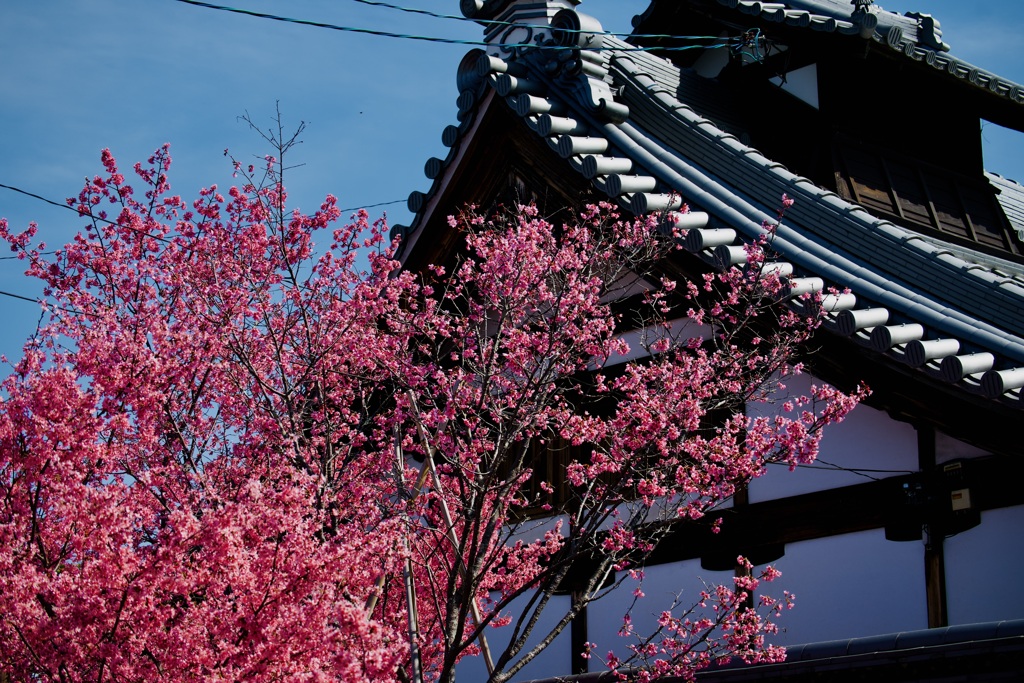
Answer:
[609,44,1024,331]
[397,2,1024,407]
[989,172,1024,243]
[634,0,1024,106]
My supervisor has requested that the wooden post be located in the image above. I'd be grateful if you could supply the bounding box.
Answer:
[570,592,589,675]
[924,525,948,628]
[917,425,948,628]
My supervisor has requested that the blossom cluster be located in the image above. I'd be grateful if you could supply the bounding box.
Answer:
[0,148,861,683]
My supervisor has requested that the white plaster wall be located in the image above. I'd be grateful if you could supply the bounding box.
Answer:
[769,63,819,109]
[461,480,1023,681]
[944,504,1024,625]
[747,373,919,503]
[575,528,929,668]
[760,528,927,645]
[935,429,991,463]
[585,559,733,666]
[456,592,573,683]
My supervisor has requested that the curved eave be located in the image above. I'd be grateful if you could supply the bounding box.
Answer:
[392,87,500,267]
[871,30,1024,116]
[604,52,1024,339]
[397,39,1024,408]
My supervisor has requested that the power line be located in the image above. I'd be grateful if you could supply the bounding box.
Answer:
[172,0,490,47]
[169,0,733,53]
[0,288,87,318]
[170,0,487,47]
[0,182,404,239]
[339,199,405,213]
[0,182,173,244]
[0,253,54,260]
[770,458,916,482]
[0,182,82,220]
[0,289,41,305]
[0,180,404,312]
[345,0,722,42]
[0,180,403,313]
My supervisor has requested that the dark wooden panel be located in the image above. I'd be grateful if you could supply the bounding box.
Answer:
[833,138,1022,258]
[840,146,896,214]
[644,453,1024,568]
[887,159,934,227]
[961,183,1012,250]
[923,171,970,239]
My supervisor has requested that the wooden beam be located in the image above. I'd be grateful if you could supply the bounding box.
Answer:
[645,453,1024,569]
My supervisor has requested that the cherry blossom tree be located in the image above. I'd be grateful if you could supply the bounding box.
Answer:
[0,134,862,682]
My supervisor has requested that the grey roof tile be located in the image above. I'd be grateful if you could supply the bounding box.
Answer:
[988,172,1024,241]
[399,5,1024,405]
[608,50,1024,330]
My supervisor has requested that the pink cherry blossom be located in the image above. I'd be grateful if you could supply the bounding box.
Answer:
[0,146,861,683]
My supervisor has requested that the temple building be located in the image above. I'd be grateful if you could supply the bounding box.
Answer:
[394,1,1024,680]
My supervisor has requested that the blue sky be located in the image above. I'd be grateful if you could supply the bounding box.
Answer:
[0,0,1022,362]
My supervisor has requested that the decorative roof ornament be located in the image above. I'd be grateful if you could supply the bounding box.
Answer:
[463,0,580,58]
[548,8,630,122]
[905,12,950,52]
[850,0,878,38]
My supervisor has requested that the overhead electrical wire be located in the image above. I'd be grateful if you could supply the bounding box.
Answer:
[0,181,405,232]
[769,457,917,481]
[169,0,740,53]
[339,198,405,213]
[0,3,755,305]
[0,181,168,312]
[0,182,91,222]
[345,0,722,42]
[0,287,91,317]
[0,181,408,305]
[0,289,43,305]
[0,289,83,325]
[0,253,54,260]
[0,181,405,311]
[0,182,172,244]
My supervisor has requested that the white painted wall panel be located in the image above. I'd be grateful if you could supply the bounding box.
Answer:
[935,429,991,463]
[760,529,927,645]
[747,373,918,503]
[457,592,573,683]
[769,63,820,109]
[585,559,733,667]
[944,504,1024,625]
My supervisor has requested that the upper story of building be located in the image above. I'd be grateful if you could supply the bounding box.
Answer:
[395,0,1024,451]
